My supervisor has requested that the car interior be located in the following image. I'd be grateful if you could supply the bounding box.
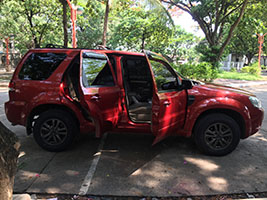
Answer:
[121,56,154,123]
[64,54,154,124]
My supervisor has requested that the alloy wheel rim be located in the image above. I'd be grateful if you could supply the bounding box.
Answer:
[40,118,68,146]
[204,122,233,151]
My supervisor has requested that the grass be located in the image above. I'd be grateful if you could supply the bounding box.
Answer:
[217,71,267,81]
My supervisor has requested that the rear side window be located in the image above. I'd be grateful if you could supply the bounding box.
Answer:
[19,53,67,80]
[82,52,115,87]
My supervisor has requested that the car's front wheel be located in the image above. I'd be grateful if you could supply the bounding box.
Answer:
[194,113,240,156]
[33,109,77,152]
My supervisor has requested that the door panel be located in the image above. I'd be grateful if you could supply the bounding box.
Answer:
[148,56,187,144]
[79,51,121,137]
[152,90,187,144]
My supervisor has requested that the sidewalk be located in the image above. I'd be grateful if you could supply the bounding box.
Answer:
[213,78,267,88]
[0,68,14,88]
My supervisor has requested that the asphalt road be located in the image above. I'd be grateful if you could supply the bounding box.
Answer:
[0,85,267,197]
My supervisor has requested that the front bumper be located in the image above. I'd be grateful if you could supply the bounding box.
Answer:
[247,107,264,137]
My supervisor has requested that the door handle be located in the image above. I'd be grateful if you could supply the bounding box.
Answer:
[91,95,100,101]
[163,100,171,106]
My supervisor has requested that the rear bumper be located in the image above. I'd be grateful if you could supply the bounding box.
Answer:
[5,101,27,126]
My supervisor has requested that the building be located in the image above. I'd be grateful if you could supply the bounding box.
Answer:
[221,53,267,71]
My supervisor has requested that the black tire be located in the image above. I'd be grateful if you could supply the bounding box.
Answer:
[33,109,77,152]
[193,113,240,156]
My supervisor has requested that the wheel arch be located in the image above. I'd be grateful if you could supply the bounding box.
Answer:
[192,108,246,139]
[26,104,80,135]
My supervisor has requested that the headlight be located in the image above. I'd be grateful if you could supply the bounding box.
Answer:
[249,96,262,108]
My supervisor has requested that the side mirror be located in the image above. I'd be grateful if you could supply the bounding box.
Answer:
[181,79,193,90]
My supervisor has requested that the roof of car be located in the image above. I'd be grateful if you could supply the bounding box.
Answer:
[32,48,145,56]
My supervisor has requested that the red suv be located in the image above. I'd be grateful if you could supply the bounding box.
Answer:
[5,47,264,156]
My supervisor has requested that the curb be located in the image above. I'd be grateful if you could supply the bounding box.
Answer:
[0,83,8,88]
[227,81,267,88]
[236,199,267,200]
[13,194,31,200]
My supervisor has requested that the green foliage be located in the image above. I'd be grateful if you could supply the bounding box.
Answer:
[108,7,173,51]
[176,62,218,81]
[165,26,200,63]
[77,2,104,48]
[163,0,253,67]
[218,71,267,81]
[227,1,267,65]
[241,63,261,76]
[195,41,220,68]
[0,0,62,52]
[230,67,237,72]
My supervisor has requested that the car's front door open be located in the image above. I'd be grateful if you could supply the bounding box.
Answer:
[147,54,187,145]
[79,51,122,137]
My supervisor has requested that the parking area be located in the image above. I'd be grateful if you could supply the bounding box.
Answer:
[1,85,267,197]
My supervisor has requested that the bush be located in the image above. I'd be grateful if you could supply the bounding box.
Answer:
[241,62,261,76]
[230,67,237,72]
[177,62,218,81]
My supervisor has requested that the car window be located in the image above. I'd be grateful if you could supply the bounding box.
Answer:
[82,54,115,87]
[18,53,67,80]
[107,55,117,80]
[150,60,177,92]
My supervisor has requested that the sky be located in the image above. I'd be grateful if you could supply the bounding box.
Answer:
[174,12,204,38]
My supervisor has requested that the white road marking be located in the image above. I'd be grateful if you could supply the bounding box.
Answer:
[79,132,107,195]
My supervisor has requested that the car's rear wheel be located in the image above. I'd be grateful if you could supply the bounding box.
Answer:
[194,113,240,156]
[33,109,77,152]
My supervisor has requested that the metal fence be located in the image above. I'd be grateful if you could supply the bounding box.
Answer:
[0,52,21,69]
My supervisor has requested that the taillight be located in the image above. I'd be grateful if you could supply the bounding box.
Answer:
[60,82,73,102]
[59,82,65,94]
[8,81,15,92]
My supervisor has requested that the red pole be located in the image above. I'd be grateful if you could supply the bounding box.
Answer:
[66,0,77,48]
[71,7,77,48]
[257,33,267,70]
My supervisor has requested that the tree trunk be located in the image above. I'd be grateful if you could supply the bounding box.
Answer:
[141,32,145,50]
[217,0,249,62]
[0,121,20,200]
[60,0,68,47]
[102,0,109,46]
[246,53,254,65]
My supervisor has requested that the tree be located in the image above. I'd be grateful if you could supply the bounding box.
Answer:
[59,0,68,47]
[108,6,173,51]
[19,0,63,48]
[85,0,132,47]
[161,0,253,67]
[0,122,20,200]
[76,2,104,48]
[102,0,110,46]
[0,0,63,51]
[164,25,200,62]
[227,1,267,65]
